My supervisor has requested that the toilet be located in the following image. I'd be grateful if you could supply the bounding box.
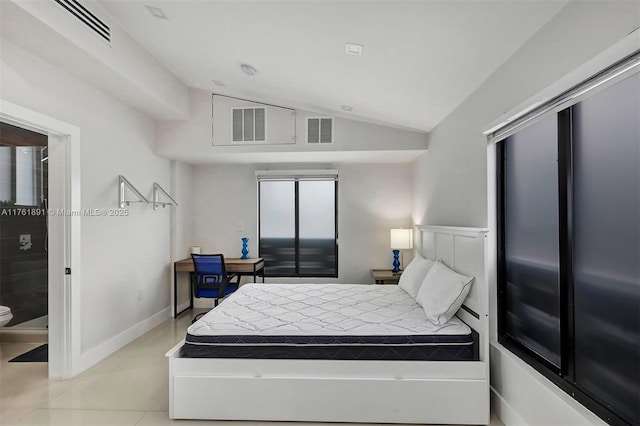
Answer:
[0,306,13,328]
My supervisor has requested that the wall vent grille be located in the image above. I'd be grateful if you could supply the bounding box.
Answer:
[232,107,266,142]
[307,118,333,144]
[53,0,111,43]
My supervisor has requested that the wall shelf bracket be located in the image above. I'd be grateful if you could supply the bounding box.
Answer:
[118,175,149,208]
[152,182,178,210]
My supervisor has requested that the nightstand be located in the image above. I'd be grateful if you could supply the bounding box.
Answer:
[370,269,402,285]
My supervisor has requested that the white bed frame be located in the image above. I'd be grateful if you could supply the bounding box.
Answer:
[166,225,490,424]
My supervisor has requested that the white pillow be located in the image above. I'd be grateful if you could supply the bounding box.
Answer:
[416,261,474,326]
[397,254,435,299]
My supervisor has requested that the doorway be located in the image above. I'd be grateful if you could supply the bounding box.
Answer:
[0,100,81,378]
[0,123,49,334]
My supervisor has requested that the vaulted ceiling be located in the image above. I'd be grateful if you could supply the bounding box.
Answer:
[95,0,567,132]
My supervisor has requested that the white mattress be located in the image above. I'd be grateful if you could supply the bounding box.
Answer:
[188,283,471,337]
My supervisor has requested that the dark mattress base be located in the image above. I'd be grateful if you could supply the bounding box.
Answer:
[183,332,477,361]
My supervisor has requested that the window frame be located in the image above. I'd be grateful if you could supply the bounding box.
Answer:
[258,178,338,278]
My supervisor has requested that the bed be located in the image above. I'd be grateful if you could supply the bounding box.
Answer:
[166,225,489,424]
[184,283,476,361]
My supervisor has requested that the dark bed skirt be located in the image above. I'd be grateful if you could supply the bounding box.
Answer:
[183,332,477,361]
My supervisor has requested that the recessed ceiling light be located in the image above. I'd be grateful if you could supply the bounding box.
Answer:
[240,64,257,76]
[341,105,353,112]
[345,43,363,56]
[212,80,226,87]
[145,5,168,20]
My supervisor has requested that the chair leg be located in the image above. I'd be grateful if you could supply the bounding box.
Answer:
[214,299,218,307]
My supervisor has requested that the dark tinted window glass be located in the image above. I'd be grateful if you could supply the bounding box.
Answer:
[299,181,336,276]
[259,181,295,276]
[573,72,640,424]
[504,114,561,367]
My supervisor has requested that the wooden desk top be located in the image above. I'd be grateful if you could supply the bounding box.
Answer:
[175,257,264,273]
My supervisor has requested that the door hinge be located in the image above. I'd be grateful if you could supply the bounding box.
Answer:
[65,268,71,275]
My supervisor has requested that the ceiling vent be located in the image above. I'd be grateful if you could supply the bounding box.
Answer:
[307,118,333,144]
[54,0,111,43]
[232,107,266,142]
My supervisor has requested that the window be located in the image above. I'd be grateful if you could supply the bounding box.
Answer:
[232,107,266,142]
[0,146,42,207]
[0,146,12,203]
[497,69,639,425]
[0,146,38,205]
[15,147,37,206]
[0,123,48,207]
[503,114,561,368]
[258,173,338,277]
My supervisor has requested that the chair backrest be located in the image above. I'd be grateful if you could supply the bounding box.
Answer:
[191,253,227,285]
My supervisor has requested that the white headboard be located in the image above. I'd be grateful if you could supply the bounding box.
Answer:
[417,225,489,353]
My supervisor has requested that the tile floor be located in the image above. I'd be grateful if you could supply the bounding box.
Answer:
[0,310,504,425]
[7,315,48,330]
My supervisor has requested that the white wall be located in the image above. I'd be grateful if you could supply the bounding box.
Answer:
[1,38,174,367]
[0,0,189,120]
[338,163,414,281]
[188,162,411,307]
[411,1,639,424]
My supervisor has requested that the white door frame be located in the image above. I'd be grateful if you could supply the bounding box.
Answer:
[0,99,81,378]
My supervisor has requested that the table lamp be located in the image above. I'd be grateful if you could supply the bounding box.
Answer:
[390,228,413,273]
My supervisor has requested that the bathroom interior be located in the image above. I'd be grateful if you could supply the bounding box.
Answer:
[0,122,49,347]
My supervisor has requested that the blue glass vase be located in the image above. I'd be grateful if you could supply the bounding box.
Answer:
[241,238,249,259]
[392,249,400,273]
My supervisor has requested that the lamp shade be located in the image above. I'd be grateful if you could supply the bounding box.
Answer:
[390,228,413,250]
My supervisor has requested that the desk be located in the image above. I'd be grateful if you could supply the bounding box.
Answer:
[370,269,402,285]
[173,257,265,318]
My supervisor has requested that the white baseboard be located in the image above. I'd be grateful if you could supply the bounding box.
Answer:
[176,300,191,315]
[491,386,525,425]
[489,342,606,426]
[78,307,170,373]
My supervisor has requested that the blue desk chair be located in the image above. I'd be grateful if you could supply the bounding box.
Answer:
[191,254,240,308]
